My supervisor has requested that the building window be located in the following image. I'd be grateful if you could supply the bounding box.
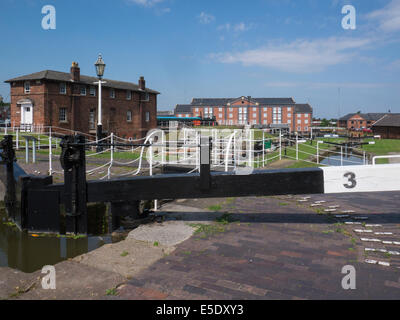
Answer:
[219,113,223,118]
[229,113,233,118]
[263,107,267,111]
[126,90,131,100]
[304,119,309,124]
[288,113,291,118]
[219,107,222,112]
[59,107,67,122]
[253,107,257,111]
[195,108,199,112]
[146,112,150,122]
[59,82,66,94]
[24,81,30,93]
[229,107,233,112]
[287,107,292,112]
[127,110,132,122]
[110,89,115,98]
[298,126,301,131]
[263,113,267,118]
[80,86,86,96]
[89,109,95,130]
[253,113,257,118]
[90,86,96,96]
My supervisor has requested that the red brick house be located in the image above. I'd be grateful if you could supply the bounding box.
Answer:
[5,62,159,139]
[175,97,313,132]
[337,113,390,130]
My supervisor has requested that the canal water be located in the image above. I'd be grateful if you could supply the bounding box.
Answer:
[0,213,113,273]
[320,153,364,166]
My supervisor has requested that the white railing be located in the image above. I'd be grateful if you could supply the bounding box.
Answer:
[1,126,377,180]
[372,155,400,165]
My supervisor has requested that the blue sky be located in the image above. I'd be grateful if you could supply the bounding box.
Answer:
[0,0,399,118]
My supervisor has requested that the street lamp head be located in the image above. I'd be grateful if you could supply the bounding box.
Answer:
[95,53,106,79]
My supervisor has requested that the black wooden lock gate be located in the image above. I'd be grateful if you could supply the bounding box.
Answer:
[2,133,396,235]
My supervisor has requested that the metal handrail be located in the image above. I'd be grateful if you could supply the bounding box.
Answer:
[372,155,400,165]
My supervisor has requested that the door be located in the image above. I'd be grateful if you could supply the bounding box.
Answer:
[21,104,33,131]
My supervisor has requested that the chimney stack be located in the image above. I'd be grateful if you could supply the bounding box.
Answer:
[70,62,80,82]
[139,76,145,91]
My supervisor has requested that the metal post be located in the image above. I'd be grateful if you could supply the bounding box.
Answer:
[279,129,282,160]
[16,129,19,150]
[49,128,52,175]
[233,131,237,169]
[262,131,265,167]
[108,133,114,180]
[32,139,36,163]
[248,129,253,168]
[25,139,29,163]
[149,138,153,176]
[96,79,103,152]
[296,132,299,161]
[161,130,166,165]
[200,136,211,191]
[183,128,187,163]
[341,146,343,166]
[196,132,200,171]
[317,141,319,164]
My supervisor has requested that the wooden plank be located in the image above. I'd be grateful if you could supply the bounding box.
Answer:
[85,168,325,202]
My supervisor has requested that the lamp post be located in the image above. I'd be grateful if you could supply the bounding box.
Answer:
[94,54,106,152]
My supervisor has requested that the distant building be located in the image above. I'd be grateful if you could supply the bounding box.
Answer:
[174,96,313,132]
[5,62,159,139]
[372,114,400,139]
[337,113,391,130]
[157,110,174,117]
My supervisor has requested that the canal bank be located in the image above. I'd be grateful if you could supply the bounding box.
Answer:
[0,203,209,299]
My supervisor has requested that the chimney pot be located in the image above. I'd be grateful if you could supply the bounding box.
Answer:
[70,62,80,82]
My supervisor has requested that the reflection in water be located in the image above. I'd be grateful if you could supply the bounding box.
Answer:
[0,216,112,273]
[320,153,364,166]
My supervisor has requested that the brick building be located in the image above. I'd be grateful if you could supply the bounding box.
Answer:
[372,114,400,139]
[174,96,313,132]
[5,62,159,139]
[337,113,391,130]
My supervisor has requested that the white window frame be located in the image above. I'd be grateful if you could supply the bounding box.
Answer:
[59,82,66,94]
[126,90,132,100]
[127,110,132,122]
[24,81,30,93]
[59,107,67,122]
[110,89,115,99]
[90,86,96,96]
[146,111,150,122]
[80,86,86,96]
